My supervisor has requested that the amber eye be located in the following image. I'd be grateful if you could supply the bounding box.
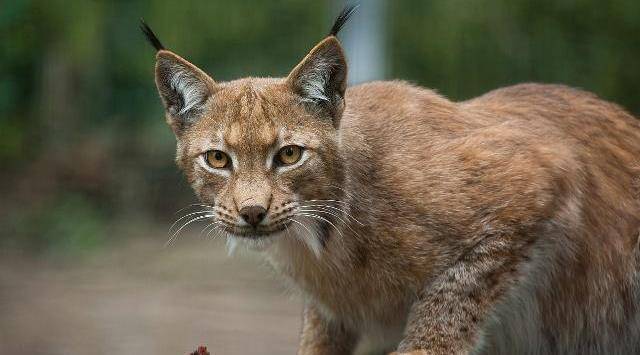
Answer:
[205,150,230,169]
[276,145,303,166]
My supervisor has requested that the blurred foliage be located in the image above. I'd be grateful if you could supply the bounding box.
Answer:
[1,1,638,252]
[389,0,640,108]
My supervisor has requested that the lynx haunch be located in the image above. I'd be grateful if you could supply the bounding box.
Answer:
[143,7,640,354]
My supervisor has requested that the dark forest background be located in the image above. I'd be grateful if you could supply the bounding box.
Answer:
[2,0,639,253]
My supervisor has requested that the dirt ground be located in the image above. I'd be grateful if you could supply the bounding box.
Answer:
[0,236,301,355]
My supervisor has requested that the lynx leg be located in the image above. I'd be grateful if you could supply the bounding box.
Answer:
[297,303,357,355]
[396,234,532,355]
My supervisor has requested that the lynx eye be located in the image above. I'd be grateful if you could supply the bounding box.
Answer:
[276,145,303,166]
[205,150,230,169]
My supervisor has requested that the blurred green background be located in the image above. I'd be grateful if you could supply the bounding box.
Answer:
[1,0,639,252]
[1,1,639,354]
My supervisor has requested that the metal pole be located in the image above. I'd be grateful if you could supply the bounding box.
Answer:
[333,0,386,85]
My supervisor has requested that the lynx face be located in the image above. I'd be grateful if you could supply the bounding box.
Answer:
[176,79,342,243]
[149,34,348,249]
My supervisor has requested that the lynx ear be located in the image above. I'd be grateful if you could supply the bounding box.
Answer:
[287,5,356,123]
[154,50,215,129]
[287,37,348,120]
[141,21,215,131]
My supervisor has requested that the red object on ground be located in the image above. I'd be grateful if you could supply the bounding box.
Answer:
[189,345,210,355]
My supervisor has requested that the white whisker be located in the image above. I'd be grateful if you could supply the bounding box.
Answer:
[298,203,364,226]
[173,203,215,215]
[288,217,322,258]
[211,226,227,242]
[298,208,349,226]
[297,208,364,240]
[303,199,351,206]
[296,212,345,240]
[165,214,214,248]
[200,221,223,239]
[169,210,215,234]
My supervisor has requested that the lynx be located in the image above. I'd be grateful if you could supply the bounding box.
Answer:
[143,6,640,354]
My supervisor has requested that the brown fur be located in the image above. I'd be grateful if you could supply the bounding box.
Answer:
[148,19,640,355]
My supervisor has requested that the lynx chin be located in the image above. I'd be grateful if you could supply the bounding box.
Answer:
[143,6,640,355]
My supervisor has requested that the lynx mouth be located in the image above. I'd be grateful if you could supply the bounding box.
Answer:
[227,220,292,239]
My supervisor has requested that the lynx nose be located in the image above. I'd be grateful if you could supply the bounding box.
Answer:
[240,206,267,227]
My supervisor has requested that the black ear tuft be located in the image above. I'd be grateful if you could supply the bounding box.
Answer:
[329,4,359,37]
[140,19,165,51]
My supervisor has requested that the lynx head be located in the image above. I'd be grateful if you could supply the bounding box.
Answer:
[143,6,357,253]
